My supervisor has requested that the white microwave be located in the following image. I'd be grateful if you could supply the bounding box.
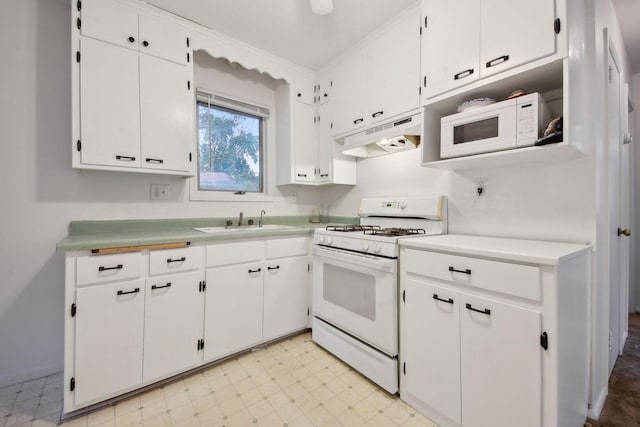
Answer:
[440,93,550,159]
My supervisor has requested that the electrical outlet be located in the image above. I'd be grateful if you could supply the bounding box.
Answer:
[150,184,169,200]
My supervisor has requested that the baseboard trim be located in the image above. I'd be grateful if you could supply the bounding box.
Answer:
[588,386,608,419]
[0,365,62,388]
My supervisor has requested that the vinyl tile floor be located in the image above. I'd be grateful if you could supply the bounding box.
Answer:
[0,333,437,427]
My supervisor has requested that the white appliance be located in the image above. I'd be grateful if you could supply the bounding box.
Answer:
[440,93,550,159]
[312,195,447,394]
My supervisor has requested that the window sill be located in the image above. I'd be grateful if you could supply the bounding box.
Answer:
[189,179,274,202]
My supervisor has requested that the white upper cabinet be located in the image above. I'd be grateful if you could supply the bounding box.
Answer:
[294,72,316,106]
[331,49,368,137]
[421,0,480,98]
[317,102,333,183]
[421,0,559,101]
[293,101,317,183]
[480,0,557,78]
[138,13,190,65]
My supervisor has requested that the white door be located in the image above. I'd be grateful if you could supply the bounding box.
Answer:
[421,0,480,99]
[80,0,139,51]
[140,55,192,172]
[460,294,542,427]
[204,263,263,361]
[331,50,368,136]
[74,280,145,406]
[138,13,188,65]
[317,102,332,183]
[480,0,556,78]
[607,48,623,374]
[402,279,461,424]
[293,101,317,182]
[143,272,203,383]
[79,38,140,168]
[367,8,420,123]
[263,256,309,341]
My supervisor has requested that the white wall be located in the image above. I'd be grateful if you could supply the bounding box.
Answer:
[0,0,322,386]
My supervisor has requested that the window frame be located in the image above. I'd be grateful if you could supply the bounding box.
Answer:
[190,89,274,202]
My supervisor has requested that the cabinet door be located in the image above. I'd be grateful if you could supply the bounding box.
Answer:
[421,0,480,99]
[317,72,332,105]
[403,279,461,424]
[294,72,316,106]
[204,263,263,361]
[74,280,145,406]
[293,101,317,183]
[138,13,189,65]
[80,0,139,51]
[263,256,309,341]
[317,102,332,183]
[140,55,192,172]
[331,50,367,136]
[143,272,203,383]
[480,0,556,78]
[79,38,141,168]
[460,294,542,427]
[368,9,421,123]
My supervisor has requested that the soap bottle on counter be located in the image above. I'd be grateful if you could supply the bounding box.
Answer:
[311,208,321,223]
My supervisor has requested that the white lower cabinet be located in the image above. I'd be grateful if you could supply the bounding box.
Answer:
[74,279,145,406]
[204,262,264,361]
[399,235,591,427]
[143,271,204,383]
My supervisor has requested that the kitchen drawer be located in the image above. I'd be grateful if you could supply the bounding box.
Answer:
[266,237,309,259]
[149,246,202,276]
[206,241,265,268]
[403,249,541,301]
[76,252,142,286]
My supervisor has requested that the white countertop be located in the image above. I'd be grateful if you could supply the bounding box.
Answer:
[399,234,591,265]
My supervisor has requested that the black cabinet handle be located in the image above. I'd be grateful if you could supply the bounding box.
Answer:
[167,257,186,263]
[433,294,454,304]
[151,283,172,290]
[372,111,384,118]
[297,93,302,97]
[117,287,140,296]
[320,174,329,178]
[466,303,491,316]
[142,40,149,47]
[128,36,135,43]
[267,265,280,271]
[486,55,509,68]
[115,155,136,161]
[98,264,123,272]
[353,118,364,124]
[454,68,474,80]
[248,268,262,273]
[145,158,164,164]
[449,266,471,275]
[297,173,307,178]
[323,93,328,97]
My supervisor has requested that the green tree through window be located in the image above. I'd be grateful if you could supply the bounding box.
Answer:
[197,102,263,192]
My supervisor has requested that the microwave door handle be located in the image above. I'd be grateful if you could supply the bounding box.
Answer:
[312,246,394,272]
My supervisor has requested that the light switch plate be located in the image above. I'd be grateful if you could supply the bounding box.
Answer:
[150,184,169,200]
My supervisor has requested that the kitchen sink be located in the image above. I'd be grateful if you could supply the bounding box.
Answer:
[193,224,300,234]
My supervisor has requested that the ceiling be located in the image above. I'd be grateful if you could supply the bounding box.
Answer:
[612,0,640,73]
[145,0,640,73]
[144,0,416,70]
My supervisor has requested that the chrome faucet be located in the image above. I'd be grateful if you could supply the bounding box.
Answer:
[259,210,266,227]
[238,211,243,227]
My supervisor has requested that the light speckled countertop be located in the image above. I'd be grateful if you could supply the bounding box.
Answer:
[56,216,357,251]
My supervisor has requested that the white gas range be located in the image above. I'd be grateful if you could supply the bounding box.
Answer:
[311,195,447,394]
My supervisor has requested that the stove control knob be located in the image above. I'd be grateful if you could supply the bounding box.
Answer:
[361,242,370,251]
[372,243,382,254]
[400,201,408,210]
[317,235,326,244]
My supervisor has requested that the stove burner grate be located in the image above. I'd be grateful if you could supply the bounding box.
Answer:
[364,228,426,237]
[325,225,381,232]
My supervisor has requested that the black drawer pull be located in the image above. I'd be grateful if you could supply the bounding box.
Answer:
[433,294,454,304]
[98,264,123,272]
[372,111,384,118]
[353,118,364,124]
[128,36,135,43]
[449,266,471,275]
[297,173,307,178]
[142,40,149,47]
[320,174,329,178]
[267,265,280,271]
[167,257,186,263]
[248,268,262,274]
[466,303,491,316]
[145,158,164,164]
[454,68,474,80]
[117,287,140,296]
[486,55,509,68]
[115,155,136,161]
[151,283,172,290]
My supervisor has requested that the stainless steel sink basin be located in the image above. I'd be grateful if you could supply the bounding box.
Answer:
[193,224,300,234]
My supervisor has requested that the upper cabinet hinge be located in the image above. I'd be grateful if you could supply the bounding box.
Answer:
[540,332,549,350]
[202,280,206,292]
[187,81,191,90]
[554,18,561,34]
[76,51,81,63]
[70,303,77,317]
[70,377,76,391]
[402,290,406,302]
[77,0,81,11]
[419,26,422,36]
[307,264,310,272]
[403,362,406,374]
[189,152,192,162]
[418,86,421,95]
[187,52,190,63]
[307,307,310,316]
[424,16,428,28]
[76,140,81,152]
[77,18,81,30]
[186,37,190,47]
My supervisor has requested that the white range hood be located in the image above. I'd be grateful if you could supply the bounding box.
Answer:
[338,111,422,158]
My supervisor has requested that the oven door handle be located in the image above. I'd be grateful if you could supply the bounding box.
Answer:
[313,245,395,272]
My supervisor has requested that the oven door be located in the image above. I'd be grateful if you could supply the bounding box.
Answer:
[312,245,398,356]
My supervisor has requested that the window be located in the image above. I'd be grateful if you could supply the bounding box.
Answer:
[196,91,268,195]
